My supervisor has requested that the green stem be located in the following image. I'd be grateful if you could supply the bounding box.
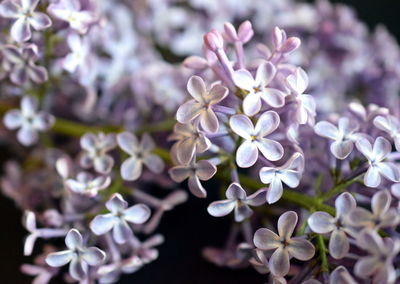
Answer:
[320,174,363,201]
[316,234,329,272]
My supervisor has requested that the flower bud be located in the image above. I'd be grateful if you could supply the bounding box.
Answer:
[272,26,286,49]
[204,29,224,51]
[238,20,254,43]
[183,56,208,70]
[279,37,301,54]
[223,22,238,43]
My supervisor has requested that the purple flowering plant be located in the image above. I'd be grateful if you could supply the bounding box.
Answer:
[0,0,399,283]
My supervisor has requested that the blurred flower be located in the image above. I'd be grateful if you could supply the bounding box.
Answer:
[65,172,111,197]
[373,115,400,151]
[117,132,164,181]
[3,96,54,146]
[63,33,90,73]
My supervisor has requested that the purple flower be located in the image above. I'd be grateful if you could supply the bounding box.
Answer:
[90,193,151,244]
[63,33,90,73]
[80,132,116,174]
[207,183,266,222]
[373,115,400,151]
[314,117,361,159]
[47,0,95,34]
[3,96,54,146]
[259,152,304,204]
[2,44,48,85]
[176,75,228,133]
[229,111,283,168]
[0,0,51,42]
[347,190,399,229]
[65,172,111,197]
[117,132,164,181]
[355,136,400,187]
[169,159,216,198]
[354,229,400,284]
[45,229,106,281]
[308,192,356,259]
[253,211,315,277]
[285,67,316,125]
[233,62,285,116]
[169,122,211,165]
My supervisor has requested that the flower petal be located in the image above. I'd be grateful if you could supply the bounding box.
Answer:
[94,155,114,174]
[106,193,128,214]
[364,166,381,188]
[82,247,105,266]
[308,211,335,234]
[267,177,283,204]
[314,121,339,140]
[113,220,133,244]
[65,229,82,250]
[196,160,217,180]
[371,190,391,217]
[233,69,255,91]
[187,75,206,102]
[278,211,297,240]
[120,157,142,181]
[169,166,191,182]
[356,138,373,160]
[229,114,253,139]
[335,192,356,218]
[143,154,164,174]
[372,136,391,162]
[255,111,280,137]
[124,204,151,224]
[117,132,138,155]
[29,12,52,30]
[17,126,38,146]
[347,207,373,227]
[200,108,219,133]
[206,84,228,104]
[69,257,87,280]
[354,256,379,278]
[207,200,236,217]
[288,237,315,260]
[246,188,267,206]
[329,229,349,259]
[3,109,22,129]
[90,214,116,235]
[236,140,258,168]
[260,88,285,108]
[243,93,262,116]
[226,183,247,200]
[253,228,281,250]
[330,140,354,160]
[11,17,31,42]
[176,100,203,124]
[376,162,399,182]
[256,61,276,87]
[269,247,290,277]
[45,251,74,267]
[256,138,284,162]
[234,203,253,222]
[188,175,207,198]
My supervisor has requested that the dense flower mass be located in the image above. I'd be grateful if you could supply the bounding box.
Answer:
[0,0,399,283]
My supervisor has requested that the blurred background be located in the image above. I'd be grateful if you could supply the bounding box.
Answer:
[1,0,400,283]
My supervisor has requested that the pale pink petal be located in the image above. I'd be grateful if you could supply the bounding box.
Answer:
[168,166,191,182]
[206,84,228,104]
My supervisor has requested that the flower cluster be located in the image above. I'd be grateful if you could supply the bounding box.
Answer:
[0,0,399,283]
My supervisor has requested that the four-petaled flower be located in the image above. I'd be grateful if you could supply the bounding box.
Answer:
[169,122,211,165]
[90,193,151,244]
[314,117,361,159]
[2,44,48,85]
[117,132,164,181]
[233,61,285,116]
[373,115,400,151]
[47,0,95,34]
[308,192,356,259]
[65,172,111,197]
[347,189,399,229]
[230,111,283,168]
[0,0,51,42]
[285,67,316,125]
[3,96,54,146]
[354,229,400,284]
[176,75,228,133]
[253,211,315,277]
[259,152,304,204]
[169,159,216,198]
[45,229,106,281]
[63,33,90,73]
[80,132,117,174]
[207,183,267,222]
[355,136,400,187]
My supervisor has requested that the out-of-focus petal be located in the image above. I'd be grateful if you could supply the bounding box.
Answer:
[90,214,116,235]
[81,247,105,266]
[207,200,236,217]
[124,204,151,224]
[308,211,335,234]
[45,251,73,267]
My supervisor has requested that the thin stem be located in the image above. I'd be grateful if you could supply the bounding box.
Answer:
[316,234,329,273]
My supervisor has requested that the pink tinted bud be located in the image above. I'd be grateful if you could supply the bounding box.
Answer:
[272,27,284,48]
[183,56,208,70]
[223,22,238,43]
[204,29,223,51]
[237,20,254,43]
[279,37,301,54]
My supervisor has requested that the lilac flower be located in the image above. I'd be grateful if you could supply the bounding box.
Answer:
[3,96,54,146]
[63,33,90,73]
[2,44,48,85]
[23,211,68,256]
[21,246,59,284]
[347,190,399,229]
[90,193,151,244]
[176,75,228,133]
[0,0,51,42]
[314,117,361,159]
[169,159,216,198]
[259,152,304,204]
[230,111,283,168]
[355,136,400,187]
[169,122,211,165]
[329,266,357,284]
[45,229,106,281]
[233,62,285,116]
[117,132,164,181]
[65,172,111,197]
[207,183,266,222]
[373,115,400,151]
[285,68,316,125]
[80,132,116,174]
[308,192,356,259]
[354,229,400,284]
[253,211,315,277]
[47,0,95,34]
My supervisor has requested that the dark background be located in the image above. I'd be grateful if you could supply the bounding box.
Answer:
[1,0,400,283]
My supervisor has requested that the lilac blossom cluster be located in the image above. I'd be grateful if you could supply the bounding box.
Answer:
[0,0,399,283]
[170,21,400,283]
